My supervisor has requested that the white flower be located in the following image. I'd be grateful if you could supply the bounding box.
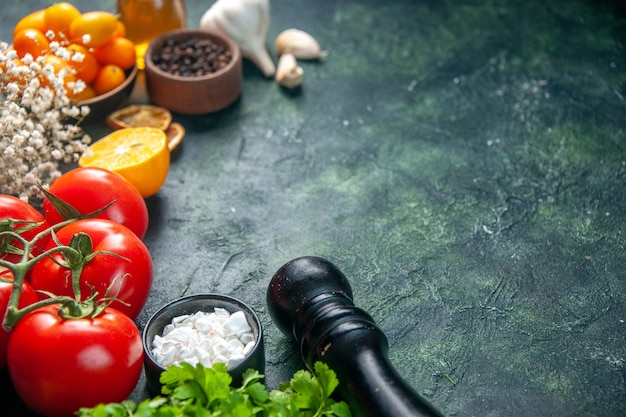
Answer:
[70,51,85,63]
[30,137,44,149]
[51,149,63,160]
[64,106,81,118]
[4,146,16,158]
[6,49,17,60]
[57,48,71,62]
[12,134,26,146]
[7,82,20,94]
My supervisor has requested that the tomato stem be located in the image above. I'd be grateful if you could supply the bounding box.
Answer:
[38,184,117,221]
[3,296,77,331]
[0,218,87,331]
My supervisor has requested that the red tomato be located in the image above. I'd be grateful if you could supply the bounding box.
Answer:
[7,304,143,417]
[0,268,39,369]
[30,218,153,319]
[0,194,50,265]
[42,167,149,239]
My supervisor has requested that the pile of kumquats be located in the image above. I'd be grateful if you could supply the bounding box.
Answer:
[11,2,136,100]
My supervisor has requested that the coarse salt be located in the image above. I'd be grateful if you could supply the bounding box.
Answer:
[152,308,256,369]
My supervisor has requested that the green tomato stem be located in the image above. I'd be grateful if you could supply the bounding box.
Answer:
[3,295,76,332]
[0,218,87,331]
[70,261,84,301]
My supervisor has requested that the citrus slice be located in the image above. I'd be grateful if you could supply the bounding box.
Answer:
[106,104,172,131]
[78,127,170,198]
[166,122,185,152]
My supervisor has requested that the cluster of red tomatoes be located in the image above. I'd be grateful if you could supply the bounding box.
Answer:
[0,167,153,417]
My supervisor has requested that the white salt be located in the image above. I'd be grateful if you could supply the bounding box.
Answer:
[152,309,256,369]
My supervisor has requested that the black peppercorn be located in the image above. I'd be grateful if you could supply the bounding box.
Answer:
[151,36,232,77]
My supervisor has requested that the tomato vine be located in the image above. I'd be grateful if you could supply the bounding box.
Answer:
[1,202,146,416]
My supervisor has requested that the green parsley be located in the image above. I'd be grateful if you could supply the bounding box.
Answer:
[78,361,353,417]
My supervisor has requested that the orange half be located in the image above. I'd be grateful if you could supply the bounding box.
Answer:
[78,127,169,197]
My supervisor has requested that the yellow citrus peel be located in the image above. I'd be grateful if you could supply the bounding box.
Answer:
[106,104,173,131]
[78,127,170,197]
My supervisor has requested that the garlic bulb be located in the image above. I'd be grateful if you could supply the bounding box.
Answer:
[275,53,303,89]
[275,28,326,60]
[200,0,275,77]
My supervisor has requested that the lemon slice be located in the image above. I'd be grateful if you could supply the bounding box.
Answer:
[165,122,185,152]
[106,104,173,131]
[79,127,170,198]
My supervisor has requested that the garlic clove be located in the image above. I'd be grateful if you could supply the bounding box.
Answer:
[275,28,327,60]
[200,0,276,77]
[275,53,303,89]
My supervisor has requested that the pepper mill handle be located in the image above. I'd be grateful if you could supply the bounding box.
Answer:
[266,256,445,417]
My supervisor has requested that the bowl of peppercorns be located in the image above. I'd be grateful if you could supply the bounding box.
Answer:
[144,29,242,115]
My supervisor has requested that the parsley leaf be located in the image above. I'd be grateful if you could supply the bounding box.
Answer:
[78,362,352,417]
[314,362,339,399]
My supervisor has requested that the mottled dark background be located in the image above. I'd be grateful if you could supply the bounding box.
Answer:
[1,1,625,416]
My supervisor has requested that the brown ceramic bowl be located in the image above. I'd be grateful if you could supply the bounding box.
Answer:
[75,65,138,124]
[144,29,242,115]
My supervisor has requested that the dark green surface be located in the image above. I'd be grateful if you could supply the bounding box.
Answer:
[1,1,625,416]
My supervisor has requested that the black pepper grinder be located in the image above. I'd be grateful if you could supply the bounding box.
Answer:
[266,256,445,417]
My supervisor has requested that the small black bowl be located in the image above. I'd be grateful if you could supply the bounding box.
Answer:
[142,293,265,396]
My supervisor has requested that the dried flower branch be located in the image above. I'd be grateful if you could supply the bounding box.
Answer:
[0,40,91,204]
